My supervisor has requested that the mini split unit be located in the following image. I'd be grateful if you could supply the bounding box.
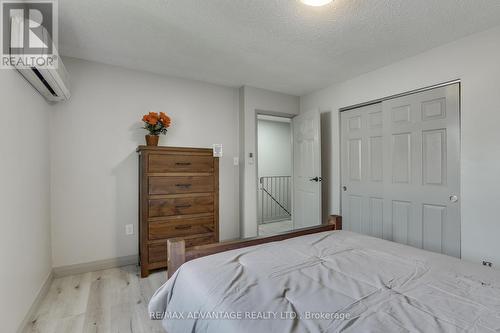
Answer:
[9,15,70,102]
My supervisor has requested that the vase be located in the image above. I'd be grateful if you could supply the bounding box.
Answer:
[145,135,159,146]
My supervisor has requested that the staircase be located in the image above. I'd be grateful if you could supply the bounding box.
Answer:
[259,176,292,224]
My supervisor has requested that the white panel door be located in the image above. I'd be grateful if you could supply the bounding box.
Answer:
[341,84,461,257]
[341,103,385,237]
[293,110,322,229]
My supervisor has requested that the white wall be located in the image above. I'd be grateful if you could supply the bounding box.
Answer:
[239,86,299,237]
[0,71,52,332]
[50,57,240,268]
[300,25,500,266]
[257,119,292,178]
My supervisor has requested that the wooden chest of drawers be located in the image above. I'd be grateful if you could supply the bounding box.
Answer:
[137,146,219,277]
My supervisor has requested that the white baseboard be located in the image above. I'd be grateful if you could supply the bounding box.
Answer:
[52,255,139,278]
[17,271,54,333]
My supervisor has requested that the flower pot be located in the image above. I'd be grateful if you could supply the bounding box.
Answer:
[145,135,159,146]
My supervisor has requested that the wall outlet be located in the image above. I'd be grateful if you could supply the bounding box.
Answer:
[125,224,134,235]
[482,261,493,268]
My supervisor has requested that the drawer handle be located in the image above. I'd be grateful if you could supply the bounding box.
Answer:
[175,204,192,209]
[175,184,192,188]
[175,225,192,230]
[176,162,192,166]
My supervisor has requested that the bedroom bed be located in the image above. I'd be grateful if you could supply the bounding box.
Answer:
[148,217,500,332]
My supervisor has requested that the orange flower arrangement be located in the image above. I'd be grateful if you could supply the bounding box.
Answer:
[142,112,171,135]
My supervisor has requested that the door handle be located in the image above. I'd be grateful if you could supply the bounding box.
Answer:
[342,186,347,192]
[449,195,459,203]
[309,177,322,182]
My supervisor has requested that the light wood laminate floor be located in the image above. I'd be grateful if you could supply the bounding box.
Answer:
[258,220,293,236]
[24,265,166,333]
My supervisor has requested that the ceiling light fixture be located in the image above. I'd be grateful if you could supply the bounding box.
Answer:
[300,0,334,6]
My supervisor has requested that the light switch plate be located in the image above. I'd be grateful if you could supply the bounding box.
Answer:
[248,152,254,165]
[213,144,223,157]
[233,157,239,166]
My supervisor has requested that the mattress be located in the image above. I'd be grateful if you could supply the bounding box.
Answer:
[148,231,500,332]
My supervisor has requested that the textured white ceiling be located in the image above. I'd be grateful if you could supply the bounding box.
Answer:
[59,0,500,95]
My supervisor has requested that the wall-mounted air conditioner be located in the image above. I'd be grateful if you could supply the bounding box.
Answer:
[10,15,70,102]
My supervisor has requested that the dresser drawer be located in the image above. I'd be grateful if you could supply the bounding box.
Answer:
[148,195,214,217]
[148,154,214,173]
[148,233,216,264]
[149,216,215,239]
[148,243,168,264]
[183,233,216,248]
[149,176,214,195]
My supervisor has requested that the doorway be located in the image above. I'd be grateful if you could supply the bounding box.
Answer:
[256,110,323,236]
[257,115,293,236]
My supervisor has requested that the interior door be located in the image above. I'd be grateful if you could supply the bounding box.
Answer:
[293,109,322,229]
[341,84,461,257]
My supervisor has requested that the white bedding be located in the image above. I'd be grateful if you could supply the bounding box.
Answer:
[149,231,500,332]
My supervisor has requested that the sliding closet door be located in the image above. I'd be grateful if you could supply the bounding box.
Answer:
[341,83,461,257]
[383,84,460,257]
[341,103,385,238]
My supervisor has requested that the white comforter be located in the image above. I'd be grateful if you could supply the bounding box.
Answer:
[149,231,500,332]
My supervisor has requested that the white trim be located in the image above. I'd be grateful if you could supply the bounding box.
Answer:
[257,114,292,123]
[52,255,138,278]
[16,271,54,333]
